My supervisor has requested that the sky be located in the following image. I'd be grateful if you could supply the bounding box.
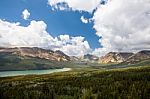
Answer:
[0,0,150,56]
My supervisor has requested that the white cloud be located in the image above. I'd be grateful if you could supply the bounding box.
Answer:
[59,35,70,41]
[48,0,100,12]
[2,0,150,57]
[80,16,88,24]
[92,0,150,56]
[22,9,30,20]
[0,19,91,56]
[0,19,53,48]
[57,35,92,56]
[48,0,150,57]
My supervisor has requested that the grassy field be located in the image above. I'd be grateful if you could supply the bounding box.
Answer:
[0,65,150,99]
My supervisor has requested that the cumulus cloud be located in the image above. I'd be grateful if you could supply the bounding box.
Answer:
[80,16,88,24]
[48,0,150,56]
[56,35,92,56]
[22,9,30,20]
[0,19,53,48]
[2,0,150,57]
[92,0,150,56]
[0,19,91,56]
[48,0,100,12]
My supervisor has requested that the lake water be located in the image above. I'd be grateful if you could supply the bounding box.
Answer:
[0,68,71,77]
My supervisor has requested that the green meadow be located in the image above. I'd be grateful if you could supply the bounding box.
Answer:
[0,60,150,99]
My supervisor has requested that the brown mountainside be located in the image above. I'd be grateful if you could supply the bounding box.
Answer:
[125,50,150,64]
[99,50,150,64]
[99,52,133,64]
[0,47,70,61]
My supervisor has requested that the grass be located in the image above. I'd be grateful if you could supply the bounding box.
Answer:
[0,66,150,99]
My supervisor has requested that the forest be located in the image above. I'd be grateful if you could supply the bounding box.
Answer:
[0,66,150,99]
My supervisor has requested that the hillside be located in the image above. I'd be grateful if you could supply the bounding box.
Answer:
[0,66,150,99]
[99,50,150,64]
[1,47,150,71]
[125,50,150,64]
[0,47,70,61]
[99,52,133,63]
[0,47,71,71]
[0,52,67,71]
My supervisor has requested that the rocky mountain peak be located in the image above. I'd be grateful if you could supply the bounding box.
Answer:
[99,52,133,64]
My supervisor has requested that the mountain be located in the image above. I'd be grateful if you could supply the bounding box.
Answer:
[0,47,70,71]
[70,54,99,62]
[125,50,150,64]
[99,50,150,64]
[83,54,99,61]
[0,52,67,71]
[0,47,70,61]
[99,52,133,64]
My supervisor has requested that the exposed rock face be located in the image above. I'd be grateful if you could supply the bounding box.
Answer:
[83,54,99,61]
[125,50,150,64]
[99,52,133,64]
[0,47,70,61]
[99,50,150,64]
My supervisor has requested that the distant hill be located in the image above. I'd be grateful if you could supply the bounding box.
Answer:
[70,54,99,62]
[99,50,150,64]
[125,50,150,64]
[99,52,133,64]
[83,54,99,61]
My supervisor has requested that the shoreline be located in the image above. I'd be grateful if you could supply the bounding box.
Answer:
[0,68,71,77]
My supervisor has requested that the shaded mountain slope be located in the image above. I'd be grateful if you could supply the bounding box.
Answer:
[0,52,65,71]
[83,54,99,61]
[0,47,71,71]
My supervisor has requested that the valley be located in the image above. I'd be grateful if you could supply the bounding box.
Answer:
[0,47,150,71]
[0,47,150,98]
[0,66,150,99]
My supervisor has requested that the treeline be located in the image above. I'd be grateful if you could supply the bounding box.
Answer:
[0,67,150,99]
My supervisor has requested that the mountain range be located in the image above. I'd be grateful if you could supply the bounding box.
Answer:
[0,47,70,61]
[0,47,150,71]
[99,50,150,64]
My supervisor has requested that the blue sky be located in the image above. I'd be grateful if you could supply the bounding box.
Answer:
[0,0,101,49]
[0,0,148,56]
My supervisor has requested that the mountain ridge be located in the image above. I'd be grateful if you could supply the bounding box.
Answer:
[99,50,150,64]
[99,52,133,63]
[1,47,150,67]
[0,47,70,61]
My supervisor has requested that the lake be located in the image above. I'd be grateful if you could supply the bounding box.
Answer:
[0,68,71,77]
